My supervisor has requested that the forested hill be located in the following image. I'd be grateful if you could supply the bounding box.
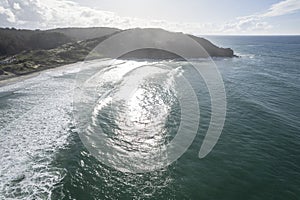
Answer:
[0,27,120,56]
[47,27,120,41]
[0,28,72,56]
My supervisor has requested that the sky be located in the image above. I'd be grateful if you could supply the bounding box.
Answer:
[0,0,300,35]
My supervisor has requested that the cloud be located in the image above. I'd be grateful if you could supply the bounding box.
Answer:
[0,0,299,34]
[219,15,272,34]
[0,6,16,23]
[0,0,121,29]
[219,0,300,34]
[13,3,21,10]
[262,0,300,17]
[0,0,220,34]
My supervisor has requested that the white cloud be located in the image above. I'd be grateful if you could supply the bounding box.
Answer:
[219,0,300,34]
[219,15,272,34]
[0,6,16,23]
[262,0,300,17]
[0,0,299,34]
[13,3,21,10]
[0,0,220,34]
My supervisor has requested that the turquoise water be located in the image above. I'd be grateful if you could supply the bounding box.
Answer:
[0,36,300,199]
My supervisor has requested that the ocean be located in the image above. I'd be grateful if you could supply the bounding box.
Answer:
[0,36,299,199]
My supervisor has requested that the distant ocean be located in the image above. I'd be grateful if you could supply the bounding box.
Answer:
[0,36,299,199]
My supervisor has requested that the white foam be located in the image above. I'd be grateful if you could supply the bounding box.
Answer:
[236,53,256,59]
[0,63,78,199]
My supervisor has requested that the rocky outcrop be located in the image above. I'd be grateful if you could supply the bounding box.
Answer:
[188,34,234,57]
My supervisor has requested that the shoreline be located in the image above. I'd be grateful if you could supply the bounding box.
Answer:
[0,62,82,87]
[0,55,237,87]
[0,71,41,87]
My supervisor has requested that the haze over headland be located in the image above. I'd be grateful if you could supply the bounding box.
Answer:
[0,0,300,35]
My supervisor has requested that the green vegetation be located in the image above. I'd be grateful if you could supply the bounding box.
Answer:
[0,28,73,56]
[0,28,118,79]
[0,36,110,79]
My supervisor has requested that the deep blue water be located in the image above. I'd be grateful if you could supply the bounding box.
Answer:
[0,36,300,199]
